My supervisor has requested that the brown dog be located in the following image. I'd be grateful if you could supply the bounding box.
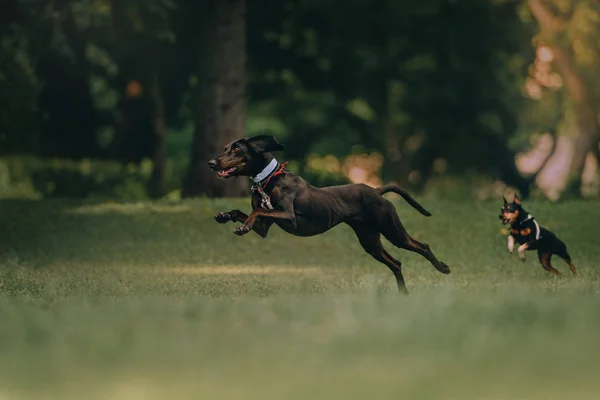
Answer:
[208,135,451,293]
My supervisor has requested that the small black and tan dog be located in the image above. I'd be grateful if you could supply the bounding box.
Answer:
[499,194,577,276]
[208,135,451,293]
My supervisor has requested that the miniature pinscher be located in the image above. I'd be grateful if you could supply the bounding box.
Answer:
[499,194,577,276]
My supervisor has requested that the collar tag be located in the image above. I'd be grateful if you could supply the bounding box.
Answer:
[252,185,273,209]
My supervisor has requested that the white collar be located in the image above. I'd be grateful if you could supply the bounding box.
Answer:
[252,158,278,183]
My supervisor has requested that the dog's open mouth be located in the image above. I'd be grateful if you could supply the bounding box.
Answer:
[217,166,238,178]
[502,218,510,224]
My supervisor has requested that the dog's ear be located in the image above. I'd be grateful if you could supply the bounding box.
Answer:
[246,135,284,153]
[503,196,508,205]
[513,194,521,205]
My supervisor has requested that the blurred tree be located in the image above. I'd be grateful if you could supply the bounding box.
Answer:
[6,0,595,200]
[108,0,178,198]
[5,0,181,197]
[0,0,40,154]
[182,0,247,197]
[247,0,532,194]
[526,0,600,198]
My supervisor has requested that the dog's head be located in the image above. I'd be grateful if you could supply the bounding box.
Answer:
[208,135,284,179]
[499,194,524,225]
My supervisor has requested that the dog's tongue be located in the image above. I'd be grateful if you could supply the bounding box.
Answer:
[217,167,236,178]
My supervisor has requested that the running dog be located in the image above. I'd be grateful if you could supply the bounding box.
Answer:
[499,194,577,276]
[208,135,451,293]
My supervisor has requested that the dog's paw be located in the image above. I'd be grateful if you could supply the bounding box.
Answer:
[215,212,231,224]
[233,224,251,236]
[519,253,526,262]
[437,262,451,274]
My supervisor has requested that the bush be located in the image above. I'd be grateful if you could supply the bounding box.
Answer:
[0,156,188,200]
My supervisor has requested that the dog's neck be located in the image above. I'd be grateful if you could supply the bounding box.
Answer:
[251,157,279,183]
[512,210,533,226]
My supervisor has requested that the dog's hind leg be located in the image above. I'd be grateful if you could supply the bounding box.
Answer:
[554,246,578,276]
[537,250,560,276]
[350,224,408,294]
[375,202,450,275]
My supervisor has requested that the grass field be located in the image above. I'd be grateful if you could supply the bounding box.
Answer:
[1,197,600,400]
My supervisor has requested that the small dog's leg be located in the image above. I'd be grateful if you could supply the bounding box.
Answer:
[507,235,514,254]
[518,243,528,261]
[538,251,559,276]
[519,239,542,262]
[555,247,578,276]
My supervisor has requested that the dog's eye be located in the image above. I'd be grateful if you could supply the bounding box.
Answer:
[232,145,241,153]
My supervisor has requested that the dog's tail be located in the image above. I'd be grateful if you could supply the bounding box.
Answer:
[377,185,432,217]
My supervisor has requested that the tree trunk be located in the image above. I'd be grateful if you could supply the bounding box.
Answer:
[148,67,167,198]
[381,80,425,190]
[182,0,247,198]
[528,0,600,197]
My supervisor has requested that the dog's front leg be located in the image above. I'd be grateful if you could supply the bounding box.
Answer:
[234,209,295,236]
[215,210,272,238]
[518,239,541,261]
[517,243,528,261]
[507,235,515,254]
[215,209,246,224]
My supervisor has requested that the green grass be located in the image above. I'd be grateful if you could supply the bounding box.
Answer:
[1,197,600,399]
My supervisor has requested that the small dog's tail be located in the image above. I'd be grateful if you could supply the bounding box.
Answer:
[377,185,432,217]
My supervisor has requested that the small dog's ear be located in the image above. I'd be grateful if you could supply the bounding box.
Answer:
[246,135,284,153]
[513,194,521,205]
[503,196,508,205]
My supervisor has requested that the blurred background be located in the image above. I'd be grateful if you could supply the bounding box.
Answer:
[1,0,599,202]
